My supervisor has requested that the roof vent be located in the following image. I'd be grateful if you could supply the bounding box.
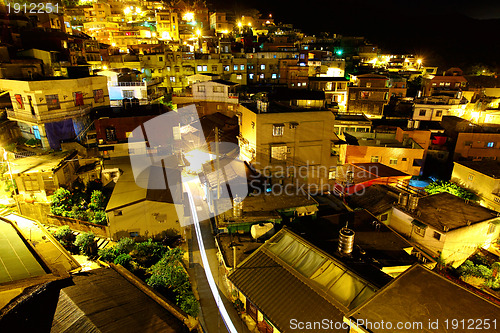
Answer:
[338,227,355,255]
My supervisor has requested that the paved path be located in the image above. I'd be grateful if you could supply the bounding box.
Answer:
[185,179,251,333]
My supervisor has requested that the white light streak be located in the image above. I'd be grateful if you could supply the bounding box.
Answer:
[185,180,239,333]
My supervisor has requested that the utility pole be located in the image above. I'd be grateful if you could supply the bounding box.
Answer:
[215,127,221,199]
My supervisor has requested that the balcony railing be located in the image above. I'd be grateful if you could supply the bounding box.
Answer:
[6,104,92,124]
[112,81,146,87]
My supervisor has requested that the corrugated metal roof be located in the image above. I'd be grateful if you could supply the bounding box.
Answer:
[50,268,189,333]
[228,229,377,332]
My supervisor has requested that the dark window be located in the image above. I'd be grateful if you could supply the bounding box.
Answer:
[105,127,117,142]
[74,92,84,106]
[46,94,60,110]
[419,110,426,116]
[433,231,442,240]
[380,214,388,221]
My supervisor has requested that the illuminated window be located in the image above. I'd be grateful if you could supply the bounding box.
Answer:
[486,142,495,148]
[260,64,265,70]
[370,156,379,163]
[234,65,238,71]
[272,73,277,79]
[389,158,397,165]
[271,145,287,161]
[468,173,474,181]
[272,124,284,136]
[236,74,242,80]
[249,74,254,79]
[328,169,336,180]
[260,74,264,79]
[240,65,245,70]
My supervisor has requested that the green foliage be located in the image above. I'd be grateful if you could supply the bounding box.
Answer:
[114,253,133,268]
[90,210,107,225]
[98,246,119,262]
[86,179,103,201]
[74,232,96,256]
[115,237,135,254]
[89,190,106,211]
[53,225,75,247]
[50,188,73,215]
[147,248,199,317]
[425,181,476,200]
[133,239,168,267]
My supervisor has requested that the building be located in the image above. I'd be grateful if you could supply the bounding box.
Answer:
[389,192,500,267]
[454,132,500,161]
[451,160,500,212]
[343,132,425,176]
[0,76,109,149]
[347,74,389,117]
[105,161,185,241]
[228,228,379,333]
[423,67,468,97]
[332,162,411,195]
[333,113,372,136]
[346,265,500,333]
[413,95,467,121]
[156,9,179,41]
[308,76,349,110]
[173,79,239,117]
[346,184,399,223]
[210,12,233,33]
[237,101,339,191]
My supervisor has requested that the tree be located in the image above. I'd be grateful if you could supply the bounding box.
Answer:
[406,75,423,98]
[425,181,476,200]
[50,188,73,216]
[89,190,106,211]
[89,210,107,225]
[74,232,97,256]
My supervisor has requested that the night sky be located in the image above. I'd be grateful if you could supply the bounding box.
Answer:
[210,0,500,70]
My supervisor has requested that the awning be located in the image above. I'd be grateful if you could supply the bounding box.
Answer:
[411,219,428,229]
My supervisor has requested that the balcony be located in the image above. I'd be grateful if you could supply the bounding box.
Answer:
[7,104,92,124]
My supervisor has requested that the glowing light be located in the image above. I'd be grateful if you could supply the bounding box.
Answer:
[183,12,194,22]
[152,32,156,37]
[222,30,228,34]
[111,42,116,47]
[417,59,422,64]
[184,149,212,174]
[196,29,201,36]
[185,180,239,333]
[136,8,141,14]
[248,22,252,27]
[237,22,242,28]
[124,7,131,15]
[102,65,108,70]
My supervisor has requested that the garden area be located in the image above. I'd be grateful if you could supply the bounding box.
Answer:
[50,226,199,318]
[49,179,108,225]
[424,180,477,200]
[455,250,500,296]
[99,237,199,317]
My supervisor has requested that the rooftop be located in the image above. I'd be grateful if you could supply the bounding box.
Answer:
[456,160,500,179]
[347,265,500,333]
[228,228,378,333]
[8,150,77,175]
[245,101,328,114]
[105,161,183,212]
[308,76,349,82]
[93,104,171,120]
[0,218,46,284]
[334,113,372,123]
[50,267,190,333]
[405,192,498,231]
[345,132,423,149]
[290,209,419,287]
[347,184,398,216]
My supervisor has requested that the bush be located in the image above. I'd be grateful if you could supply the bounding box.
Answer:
[90,210,107,225]
[53,225,76,247]
[98,246,119,262]
[89,190,106,211]
[114,253,133,269]
[133,239,168,267]
[74,232,97,256]
[425,181,476,200]
[146,248,199,317]
[50,188,73,216]
[115,237,135,254]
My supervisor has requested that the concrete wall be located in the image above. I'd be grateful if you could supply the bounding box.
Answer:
[451,162,500,212]
[107,200,184,240]
[455,132,500,160]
